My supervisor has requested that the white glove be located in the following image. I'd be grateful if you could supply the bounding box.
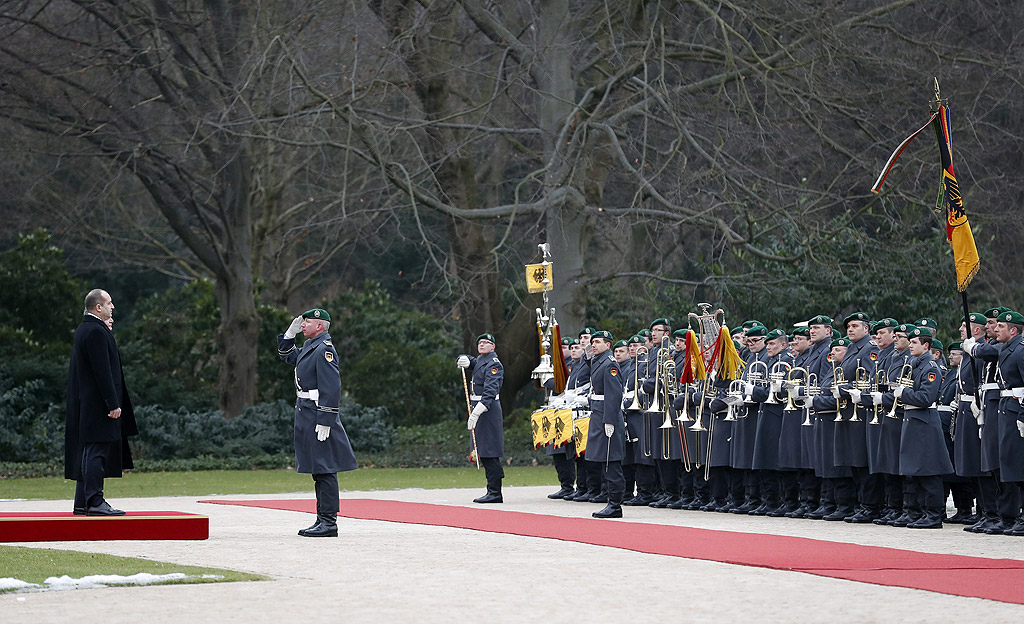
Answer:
[770,381,782,395]
[725,394,744,407]
[893,385,906,399]
[604,423,614,438]
[870,392,883,406]
[970,399,981,419]
[787,387,799,399]
[979,427,983,440]
[961,337,977,356]
[468,402,486,429]
[1017,420,1024,438]
[315,424,331,442]
[284,316,303,339]
[457,355,471,368]
[848,388,862,404]
[830,386,841,399]
[744,382,754,397]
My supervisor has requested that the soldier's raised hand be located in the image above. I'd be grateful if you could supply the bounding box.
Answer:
[285,316,303,339]
[457,355,471,368]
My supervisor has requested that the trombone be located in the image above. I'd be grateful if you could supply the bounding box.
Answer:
[885,363,915,419]
[802,372,819,426]
[626,347,648,411]
[870,369,888,425]
[851,361,870,423]
[766,361,792,404]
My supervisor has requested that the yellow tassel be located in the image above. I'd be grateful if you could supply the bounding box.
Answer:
[687,330,706,380]
[717,326,746,380]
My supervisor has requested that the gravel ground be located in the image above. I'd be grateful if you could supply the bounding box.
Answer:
[3,486,1024,623]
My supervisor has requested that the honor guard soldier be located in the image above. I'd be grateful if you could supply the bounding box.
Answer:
[780,325,818,517]
[866,318,898,521]
[586,331,627,518]
[457,333,505,503]
[954,313,990,531]
[891,327,954,529]
[731,323,769,514]
[750,328,793,516]
[873,323,913,526]
[643,318,679,508]
[613,340,639,500]
[278,308,357,537]
[544,337,584,500]
[942,340,977,523]
[798,315,834,518]
[623,335,658,505]
[810,336,857,521]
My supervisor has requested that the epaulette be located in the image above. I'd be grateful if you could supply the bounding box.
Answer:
[323,340,333,347]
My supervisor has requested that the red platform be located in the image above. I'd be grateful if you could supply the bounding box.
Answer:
[0,511,209,542]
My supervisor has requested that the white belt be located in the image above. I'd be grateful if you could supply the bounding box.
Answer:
[590,394,605,401]
[959,394,976,402]
[903,403,935,411]
[470,394,482,401]
[297,389,319,401]
[937,406,953,413]
[980,383,1000,392]
[1000,388,1024,399]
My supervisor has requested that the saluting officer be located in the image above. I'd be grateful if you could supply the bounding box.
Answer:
[457,333,505,503]
[278,308,357,537]
[586,331,627,518]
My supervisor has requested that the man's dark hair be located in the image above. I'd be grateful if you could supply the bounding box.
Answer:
[83,289,106,313]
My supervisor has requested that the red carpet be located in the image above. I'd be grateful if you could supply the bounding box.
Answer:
[201,498,1024,604]
[0,511,209,542]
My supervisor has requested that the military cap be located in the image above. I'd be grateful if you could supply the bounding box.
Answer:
[808,315,833,326]
[984,307,1012,319]
[875,318,899,330]
[998,310,1024,325]
[786,333,795,342]
[830,337,851,348]
[791,326,809,337]
[915,318,938,329]
[963,312,986,325]
[869,321,879,331]
[765,328,786,341]
[843,312,870,327]
[302,308,331,322]
[627,335,645,345]
[477,333,496,343]
[741,320,763,329]
[931,338,944,351]
[637,329,652,339]
[592,330,613,341]
[649,318,671,330]
[561,337,577,346]
[612,339,628,349]
[671,328,690,339]
[732,339,742,351]
[948,341,963,352]
[579,327,596,337]
[908,327,933,339]
[831,328,841,340]
[895,323,912,334]
[745,324,767,337]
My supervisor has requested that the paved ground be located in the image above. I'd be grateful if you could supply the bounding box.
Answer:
[3,487,1024,623]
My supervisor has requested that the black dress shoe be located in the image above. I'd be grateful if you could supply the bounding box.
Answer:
[300,523,338,537]
[668,497,687,510]
[623,494,654,506]
[649,495,676,509]
[908,510,944,529]
[686,500,705,511]
[86,502,126,516]
[473,492,503,504]
[1003,519,1024,536]
[587,493,609,504]
[945,509,973,524]
[548,486,575,499]
[984,519,1012,534]
[73,507,87,516]
[823,507,853,521]
[730,500,757,514]
[592,503,623,519]
[298,520,322,536]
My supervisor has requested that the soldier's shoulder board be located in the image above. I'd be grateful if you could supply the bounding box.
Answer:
[323,340,333,346]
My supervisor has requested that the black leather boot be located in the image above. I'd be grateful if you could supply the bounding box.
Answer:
[548,486,575,499]
[302,514,338,537]
[592,503,623,519]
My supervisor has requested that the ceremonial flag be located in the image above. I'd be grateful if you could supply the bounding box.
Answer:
[525,262,552,293]
[871,103,980,291]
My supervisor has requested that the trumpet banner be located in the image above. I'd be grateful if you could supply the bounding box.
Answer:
[716,326,745,380]
[553,409,574,447]
[530,409,557,449]
[572,416,590,456]
[525,263,553,293]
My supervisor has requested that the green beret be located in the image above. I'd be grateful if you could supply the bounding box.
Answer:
[875,318,899,330]
[765,328,786,341]
[830,337,851,348]
[637,329,652,339]
[915,318,938,329]
[579,327,596,337]
[843,312,870,327]
[732,339,742,351]
[931,338,944,351]
[984,307,1011,319]
[999,310,1024,325]
[948,341,962,352]
[612,339,628,349]
[895,324,912,334]
[808,315,833,326]
[786,333,795,342]
[592,330,613,341]
[831,328,841,340]
[908,327,933,339]
[302,308,331,322]
[477,333,496,343]
[560,337,576,346]
[963,312,985,325]
[671,328,690,339]
[628,335,645,345]
[741,320,762,329]
[745,324,767,337]
[649,318,671,330]
[791,326,809,337]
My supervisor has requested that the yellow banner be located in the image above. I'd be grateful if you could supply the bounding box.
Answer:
[573,416,590,456]
[553,409,573,447]
[530,408,557,448]
[525,262,552,293]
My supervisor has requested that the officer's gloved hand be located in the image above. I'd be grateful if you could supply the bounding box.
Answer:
[848,388,862,404]
[961,337,977,356]
[457,355,471,368]
[315,424,331,442]
[284,316,303,339]
[468,402,486,429]
[604,423,614,438]
[1017,420,1024,438]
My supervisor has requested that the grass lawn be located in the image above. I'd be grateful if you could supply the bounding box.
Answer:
[0,465,560,501]
[0,545,267,593]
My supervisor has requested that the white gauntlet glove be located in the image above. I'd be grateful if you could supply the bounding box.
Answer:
[284,316,303,339]
[961,337,977,356]
[847,388,862,404]
[604,423,614,438]
[893,385,906,400]
[457,355,471,368]
[315,424,331,442]
[970,399,981,420]
[871,392,883,406]
[830,386,841,399]
[468,402,486,429]
[1017,420,1024,438]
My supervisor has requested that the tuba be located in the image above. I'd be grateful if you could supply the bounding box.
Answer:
[885,363,915,419]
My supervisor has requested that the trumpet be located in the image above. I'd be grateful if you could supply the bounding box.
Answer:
[784,366,809,412]
[832,357,848,422]
[766,361,792,404]
[851,361,870,423]
[725,379,744,421]
[885,363,915,419]
[870,369,888,425]
[626,347,648,411]
[802,372,819,426]
[660,359,677,430]
[689,383,708,431]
